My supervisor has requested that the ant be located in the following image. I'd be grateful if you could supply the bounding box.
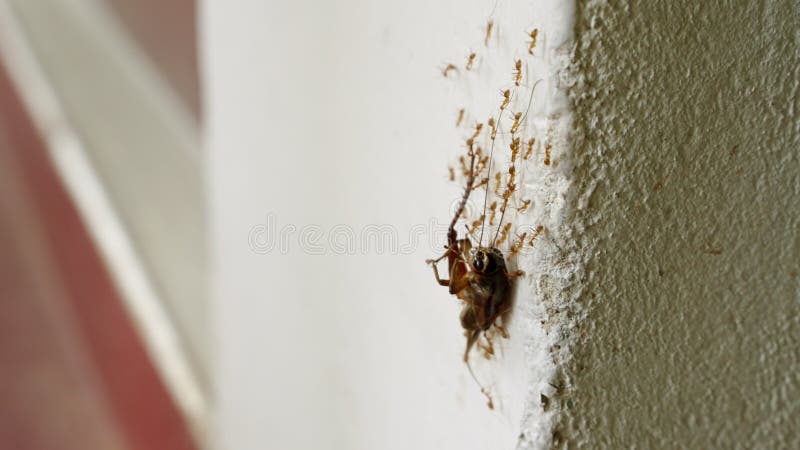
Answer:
[524,138,535,160]
[426,116,521,409]
[527,28,539,55]
[466,53,477,71]
[514,59,523,86]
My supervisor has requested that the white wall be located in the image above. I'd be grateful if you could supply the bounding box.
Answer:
[203,1,575,449]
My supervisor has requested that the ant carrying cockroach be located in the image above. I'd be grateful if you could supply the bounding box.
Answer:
[429,17,545,408]
[426,135,521,409]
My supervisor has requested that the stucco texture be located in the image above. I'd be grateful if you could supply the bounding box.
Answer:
[557,0,799,448]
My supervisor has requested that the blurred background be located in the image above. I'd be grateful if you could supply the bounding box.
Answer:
[0,0,568,448]
[0,0,205,448]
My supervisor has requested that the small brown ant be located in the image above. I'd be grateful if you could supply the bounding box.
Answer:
[471,123,484,140]
[500,89,511,111]
[510,112,523,135]
[524,138,535,160]
[509,232,527,256]
[529,225,544,246]
[466,53,477,71]
[484,21,494,46]
[527,28,539,55]
[442,64,458,77]
[513,59,523,86]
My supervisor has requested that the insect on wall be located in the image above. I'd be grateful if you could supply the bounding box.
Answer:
[426,15,549,410]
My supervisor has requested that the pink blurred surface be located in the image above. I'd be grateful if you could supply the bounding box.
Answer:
[0,57,197,450]
[102,0,201,120]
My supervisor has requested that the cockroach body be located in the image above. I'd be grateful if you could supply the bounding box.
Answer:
[426,143,519,408]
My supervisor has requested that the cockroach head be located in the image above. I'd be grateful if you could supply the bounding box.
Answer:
[469,247,505,275]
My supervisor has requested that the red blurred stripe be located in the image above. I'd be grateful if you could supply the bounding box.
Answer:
[0,58,198,450]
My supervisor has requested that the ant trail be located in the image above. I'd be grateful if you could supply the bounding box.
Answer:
[492,79,542,246]
[478,93,513,247]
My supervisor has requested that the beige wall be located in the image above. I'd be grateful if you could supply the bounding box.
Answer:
[557,0,799,447]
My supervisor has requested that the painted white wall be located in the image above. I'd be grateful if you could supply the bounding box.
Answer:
[203,1,574,449]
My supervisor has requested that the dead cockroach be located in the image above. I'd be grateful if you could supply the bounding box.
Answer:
[442,63,458,77]
[527,28,539,55]
[484,20,494,46]
[456,108,465,127]
[426,138,521,409]
[513,59,523,86]
[466,52,477,71]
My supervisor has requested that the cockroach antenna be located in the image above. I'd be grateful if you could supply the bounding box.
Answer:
[521,78,544,125]
[478,91,513,247]
[466,346,494,409]
[492,79,543,246]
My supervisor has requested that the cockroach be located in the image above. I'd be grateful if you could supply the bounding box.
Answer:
[427,105,523,409]
[428,37,545,408]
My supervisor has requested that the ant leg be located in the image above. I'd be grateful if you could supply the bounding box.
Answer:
[495,325,510,339]
[481,333,495,358]
[507,269,525,280]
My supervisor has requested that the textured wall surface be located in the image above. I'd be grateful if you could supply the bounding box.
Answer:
[557,0,799,447]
